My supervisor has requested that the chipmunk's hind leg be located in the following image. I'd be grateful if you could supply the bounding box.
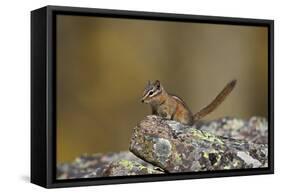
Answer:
[176,114,193,125]
[172,105,194,125]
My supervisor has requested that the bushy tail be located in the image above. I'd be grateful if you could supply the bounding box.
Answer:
[193,79,237,122]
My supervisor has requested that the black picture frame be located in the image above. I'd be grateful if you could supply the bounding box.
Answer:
[31,5,274,188]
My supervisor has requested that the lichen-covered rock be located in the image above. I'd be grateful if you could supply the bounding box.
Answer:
[129,115,268,173]
[195,116,268,144]
[57,116,268,179]
[104,159,164,176]
[57,151,160,179]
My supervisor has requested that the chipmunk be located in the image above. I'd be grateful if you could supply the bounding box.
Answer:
[141,79,237,125]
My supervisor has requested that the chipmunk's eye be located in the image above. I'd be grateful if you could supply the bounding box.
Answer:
[149,91,153,96]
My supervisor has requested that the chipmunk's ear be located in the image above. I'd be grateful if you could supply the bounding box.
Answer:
[154,80,161,88]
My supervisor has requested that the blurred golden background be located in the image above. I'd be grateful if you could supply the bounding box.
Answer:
[57,15,268,163]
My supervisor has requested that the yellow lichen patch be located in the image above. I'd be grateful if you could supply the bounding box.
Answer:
[189,128,224,145]
[215,154,222,166]
[223,166,231,170]
[118,160,135,170]
[232,159,240,167]
[174,152,183,165]
[202,149,222,166]
[203,152,209,159]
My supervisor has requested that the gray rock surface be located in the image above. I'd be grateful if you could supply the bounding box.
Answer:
[129,115,268,173]
[57,151,161,179]
[195,116,268,144]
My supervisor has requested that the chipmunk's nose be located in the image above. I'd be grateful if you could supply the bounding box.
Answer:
[141,99,144,103]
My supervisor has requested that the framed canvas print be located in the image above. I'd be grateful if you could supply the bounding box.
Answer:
[31,5,274,188]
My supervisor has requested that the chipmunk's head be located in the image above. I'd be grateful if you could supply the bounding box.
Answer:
[141,80,163,104]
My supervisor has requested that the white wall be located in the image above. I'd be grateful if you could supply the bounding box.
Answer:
[0,0,279,193]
